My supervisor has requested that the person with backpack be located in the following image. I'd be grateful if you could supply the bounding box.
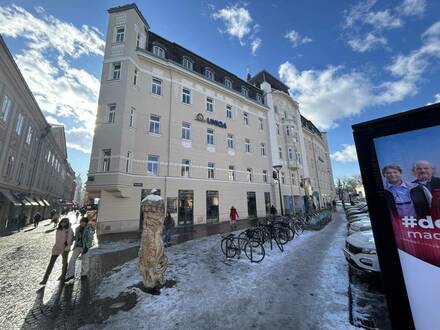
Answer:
[17,211,26,232]
[64,217,94,282]
[39,218,74,285]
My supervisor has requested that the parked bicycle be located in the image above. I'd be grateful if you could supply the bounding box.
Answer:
[221,233,265,263]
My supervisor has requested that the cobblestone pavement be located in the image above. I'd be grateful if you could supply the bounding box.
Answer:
[0,215,138,330]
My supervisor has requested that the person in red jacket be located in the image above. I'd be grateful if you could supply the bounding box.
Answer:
[229,206,239,231]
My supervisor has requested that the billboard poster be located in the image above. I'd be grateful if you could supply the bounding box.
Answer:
[374,125,440,330]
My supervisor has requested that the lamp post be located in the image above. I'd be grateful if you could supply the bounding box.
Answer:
[273,165,284,216]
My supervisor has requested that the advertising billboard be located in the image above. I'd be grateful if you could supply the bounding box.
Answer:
[353,103,440,330]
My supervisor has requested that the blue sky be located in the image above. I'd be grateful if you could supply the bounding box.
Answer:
[0,0,439,185]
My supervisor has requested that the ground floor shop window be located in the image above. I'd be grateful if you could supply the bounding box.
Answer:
[178,190,193,226]
[206,191,219,223]
[247,192,257,218]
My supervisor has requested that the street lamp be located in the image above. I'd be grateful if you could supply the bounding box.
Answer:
[273,164,284,216]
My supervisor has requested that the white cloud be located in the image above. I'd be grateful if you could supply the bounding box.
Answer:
[343,0,425,52]
[0,5,104,154]
[435,94,440,103]
[251,38,261,55]
[212,4,261,54]
[399,0,426,17]
[279,62,374,129]
[212,4,253,45]
[347,33,387,52]
[331,145,358,163]
[285,30,312,48]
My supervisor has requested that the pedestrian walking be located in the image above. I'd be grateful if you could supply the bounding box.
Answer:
[39,218,74,285]
[33,212,42,228]
[17,211,26,232]
[64,218,94,282]
[163,212,175,247]
[229,206,239,231]
[51,211,60,228]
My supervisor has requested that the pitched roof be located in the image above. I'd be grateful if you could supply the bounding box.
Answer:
[248,70,290,94]
[108,3,150,29]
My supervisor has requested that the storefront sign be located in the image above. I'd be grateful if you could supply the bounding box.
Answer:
[353,103,440,330]
[133,183,143,187]
[195,113,227,129]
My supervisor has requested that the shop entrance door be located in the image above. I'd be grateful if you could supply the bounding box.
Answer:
[206,191,219,223]
[247,192,257,218]
[178,190,194,225]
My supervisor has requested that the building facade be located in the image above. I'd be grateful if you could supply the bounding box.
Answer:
[0,35,76,231]
[86,4,335,234]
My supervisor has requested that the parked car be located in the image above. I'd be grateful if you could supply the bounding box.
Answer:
[348,219,372,235]
[343,230,380,273]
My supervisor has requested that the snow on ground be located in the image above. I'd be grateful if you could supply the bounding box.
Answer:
[89,239,139,256]
[83,214,358,330]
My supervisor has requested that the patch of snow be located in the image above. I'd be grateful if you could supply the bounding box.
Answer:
[89,239,139,256]
[85,216,356,330]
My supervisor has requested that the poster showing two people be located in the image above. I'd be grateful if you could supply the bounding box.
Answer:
[375,125,440,330]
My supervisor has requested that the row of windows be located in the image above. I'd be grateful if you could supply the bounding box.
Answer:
[105,96,264,129]
[1,95,34,145]
[101,150,299,186]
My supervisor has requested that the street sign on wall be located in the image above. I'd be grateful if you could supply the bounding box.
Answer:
[353,102,440,330]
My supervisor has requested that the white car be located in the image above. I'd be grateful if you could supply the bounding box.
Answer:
[343,230,380,273]
[348,219,372,235]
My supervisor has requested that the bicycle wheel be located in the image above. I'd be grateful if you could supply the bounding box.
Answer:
[221,237,236,258]
[244,240,265,263]
[294,221,304,235]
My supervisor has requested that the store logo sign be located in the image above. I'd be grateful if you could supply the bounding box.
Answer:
[195,113,227,129]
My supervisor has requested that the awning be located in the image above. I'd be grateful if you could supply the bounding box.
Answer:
[20,196,32,206]
[27,197,39,206]
[42,199,51,206]
[34,197,46,207]
[0,189,22,206]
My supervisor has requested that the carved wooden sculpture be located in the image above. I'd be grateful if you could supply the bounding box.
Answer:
[138,193,168,290]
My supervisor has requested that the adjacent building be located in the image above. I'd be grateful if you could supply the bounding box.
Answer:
[0,35,76,231]
[86,4,335,234]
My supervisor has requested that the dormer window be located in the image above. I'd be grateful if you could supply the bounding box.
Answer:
[256,94,263,104]
[241,86,249,97]
[205,68,214,80]
[115,26,125,43]
[182,57,193,70]
[153,45,165,58]
[224,78,233,89]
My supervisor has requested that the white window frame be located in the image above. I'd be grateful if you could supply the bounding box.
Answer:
[207,128,214,145]
[205,68,214,80]
[181,122,191,140]
[260,143,266,156]
[279,147,283,159]
[245,139,251,153]
[208,162,215,179]
[243,112,249,125]
[226,105,232,119]
[182,57,193,70]
[206,97,214,113]
[256,94,263,104]
[15,113,24,135]
[152,78,162,96]
[288,147,293,160]
[5,155,14,177]
[107,104,116,123]
[126,151,132,173]
[247,168,253,182]
[281,172,285,184]
[26,126,33,145]
[225,78,233,89]
[259,118,264,130]
[182,88,191,104]
[147,155,159,175]
[263,170,268,183]
[241,86,249,97]
[149,114,161,134]
[129,107,136,128]
[115,26,125,43]
[1,95,11,122]
[102,149,111,172]
[181,159,191,177]
[227,134,234,149]
[276,123,280,135]
[111,62,121,80]
[153,45,165,58]
[228,165,235,181]
[133,68,138,85]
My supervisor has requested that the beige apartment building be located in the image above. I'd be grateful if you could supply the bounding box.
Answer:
[86,4,335,234]
[0,35,76,231]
